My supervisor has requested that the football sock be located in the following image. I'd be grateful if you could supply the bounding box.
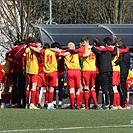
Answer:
[79,91,82,106]
[116,92,120,106]
[76,94,80,107]
[48,92,54,103]
[26,90,30,104]
[44,90,49,104]
[35,89,40,104]
[70,93,75,108]
[30,90,36,105]
[91,89,98,106]
[113,93,117,107]
[83,91,90,108]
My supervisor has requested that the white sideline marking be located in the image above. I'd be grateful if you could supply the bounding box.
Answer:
[0,125,133,132]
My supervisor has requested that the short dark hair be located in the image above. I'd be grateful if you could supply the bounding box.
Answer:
[43,43,50,49]
[51,42,61,48]
[81,36,89,42]
[115,38,122,46]
[14,41,21,46]
[103,37,112,46]
[25,37,36,44]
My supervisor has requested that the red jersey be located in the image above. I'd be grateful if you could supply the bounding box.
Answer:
[38,49,44,74]
[57,49,65,75]
[0,64,3,81]
[6,45,21,73]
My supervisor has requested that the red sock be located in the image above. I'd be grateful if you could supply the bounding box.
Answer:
[26,90,30,104]
[113,93,117,107]
[70,93,75,108]
[83,91,89,108]
[30,90,36,105]
[44,90,49,104]
[76,94,80,107]
[91,90,98,106]
[35,90,40,104]
[48,92,54,103]
[79,92,82,106]
[116,92,120,106]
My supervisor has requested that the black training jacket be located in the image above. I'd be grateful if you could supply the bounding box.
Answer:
[92,47,115,73]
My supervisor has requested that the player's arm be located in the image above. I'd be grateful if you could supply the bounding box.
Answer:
[22,53,26,75]
[112,54,122,66]
[107,46,115,52]
[119,47,129,54]
[111,46,117,57]
[59,52,70,56]
[50,48,62,53]
[66,46,84,53]
[14,44,27,59]
[29,46,40,53]
[91,46,102,55]
[96,46,107,52]
[82,49,91,57]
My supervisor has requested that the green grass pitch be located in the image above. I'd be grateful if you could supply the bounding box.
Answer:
[0,108,133,133]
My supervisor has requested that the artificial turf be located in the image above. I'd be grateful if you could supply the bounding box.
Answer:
[0,108,133,133]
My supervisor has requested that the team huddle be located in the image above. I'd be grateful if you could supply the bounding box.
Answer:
[0,36,133,110]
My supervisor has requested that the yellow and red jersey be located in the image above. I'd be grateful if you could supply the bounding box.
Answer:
[82,47,96,71]
[1,61,10,74]
[127,70,133,87]
[25,47,38,74]
[127,70,133,80]
[112,48,120,72]
[64,53,80,70]
[43,49,58,73]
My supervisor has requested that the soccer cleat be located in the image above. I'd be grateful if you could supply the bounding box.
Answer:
[1,102,6,108]
[102,105,109,110]
[80,105,84,108]
[92,105,101,110]
[29,104,40,109]
[125,103,130,109]
[54,104,57,109]
[5,103,10,108]
[47,104,56,110]
[117,106,125,110]
[44,104,48,108]
[109,105,117,110]
[58,104,62,109]
[10,104,17,108]
[80,106,89,110]
[95,105,101,110]
[75,105,80,110]
[37,104,41,109]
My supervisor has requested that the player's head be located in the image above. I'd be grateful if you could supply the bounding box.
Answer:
[103,37,113,46]
[94,37,102,46]
[81,36,90,47]
[114,38,122,47]
[67,42,75,49]
[21,39,26,45]
[51,42,61,49]
[25,37,36,44]
[43,43,50,49]
[13,41,21,46]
